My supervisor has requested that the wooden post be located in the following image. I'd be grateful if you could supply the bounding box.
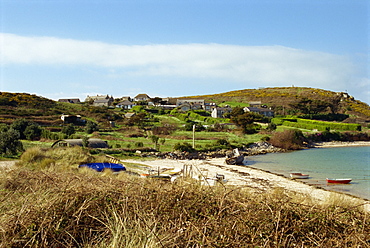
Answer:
[192,124,195,149]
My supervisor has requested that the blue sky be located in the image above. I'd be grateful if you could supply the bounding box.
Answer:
[0,0,369,103]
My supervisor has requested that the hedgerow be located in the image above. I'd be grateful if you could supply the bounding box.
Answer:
[272,117,361,131]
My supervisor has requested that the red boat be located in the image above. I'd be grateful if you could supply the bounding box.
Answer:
[326,178,352,184]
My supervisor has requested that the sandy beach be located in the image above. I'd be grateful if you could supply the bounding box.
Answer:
[313,141,370,148]
[120,141,370,212]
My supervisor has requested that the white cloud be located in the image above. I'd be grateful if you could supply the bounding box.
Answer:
[1,33,367,102]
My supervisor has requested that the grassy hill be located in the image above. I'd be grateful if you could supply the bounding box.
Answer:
[0,92,121,127]
[1,87,369,132]
[184,87,370,121]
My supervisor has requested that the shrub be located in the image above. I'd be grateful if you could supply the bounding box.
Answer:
[61,124,76,137]
[184,122,205,132]
[18,146,94,171]
[266,122,277,131]
[24,123,42,140]
[0,128,24,155]
[269,129,305,150]
[215,138,230,146]
[85,121,99,134]
[10,118,32,139]
[135,142,144,148]
[173,142,195,152]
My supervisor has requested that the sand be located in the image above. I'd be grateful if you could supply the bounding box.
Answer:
[313,141,370,148]
[119,141,370,212]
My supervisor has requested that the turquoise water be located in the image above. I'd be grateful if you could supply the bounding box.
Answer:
[247,146,370,200]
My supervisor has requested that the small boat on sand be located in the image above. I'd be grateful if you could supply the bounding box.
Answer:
[326,178,352,184]
[78,162,126,172]
[290,173,309,179]
[225,148,245,165]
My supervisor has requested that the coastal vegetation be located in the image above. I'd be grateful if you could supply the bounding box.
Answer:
[0,88,369,158]
[0,147,369,247]
[0,88,369,246]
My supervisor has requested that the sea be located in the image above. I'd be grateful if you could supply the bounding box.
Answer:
[246,146,370,200]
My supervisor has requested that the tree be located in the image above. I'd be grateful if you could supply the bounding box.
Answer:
[10,118,31,139]
[229,107,263,134]
[0,128,24,155]
[0,124,8,132]
[173,142,195,152]
[290,98,330,115]
[82,136,90,147]
[269,129,305,150]
[85,121,99,134]
[266,122,277,132]
[184,122,204,132]
[127,112,147,126]
[61,124,76,137]
[150,135,159,149]
[24,123,42,140]
[159,138,166,146]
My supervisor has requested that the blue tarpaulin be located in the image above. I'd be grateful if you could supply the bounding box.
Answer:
[78,162,126,172]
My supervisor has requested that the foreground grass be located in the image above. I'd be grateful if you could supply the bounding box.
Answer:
[0,147,369,247]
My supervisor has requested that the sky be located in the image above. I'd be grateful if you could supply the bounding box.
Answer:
[0,0,369,103]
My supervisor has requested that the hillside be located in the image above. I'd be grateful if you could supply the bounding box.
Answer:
[185,87,370,122]
[0,92,121,127]
[1,87,369,126]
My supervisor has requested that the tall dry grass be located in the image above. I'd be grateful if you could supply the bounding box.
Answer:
[17,146,97,171]
[0,147,369,247]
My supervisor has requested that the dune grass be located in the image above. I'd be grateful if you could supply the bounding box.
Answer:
[0,147,369,247]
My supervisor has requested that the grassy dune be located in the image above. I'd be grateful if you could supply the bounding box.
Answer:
[0,147,369,247]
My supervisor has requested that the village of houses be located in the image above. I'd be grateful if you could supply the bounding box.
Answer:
[58,93,275,120]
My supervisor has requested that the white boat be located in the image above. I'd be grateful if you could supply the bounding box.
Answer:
[290,173,309,179]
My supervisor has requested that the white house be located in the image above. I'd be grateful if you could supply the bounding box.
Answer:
[116,100,135,109]
[211,107,232,118]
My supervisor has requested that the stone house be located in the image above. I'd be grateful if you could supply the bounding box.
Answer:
[211,107,232,118]
[93,98,113,107]
[85,94,114,104]
[134,94,151,102]
[243,107,274,117]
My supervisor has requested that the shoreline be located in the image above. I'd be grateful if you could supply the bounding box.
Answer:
[119,156,370,213]
[1,141,369,212]
[311,140,370,148]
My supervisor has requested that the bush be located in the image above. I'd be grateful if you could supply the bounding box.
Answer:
[215,138,230,146]
[269,129,305,150]
[24,123,42,140]
[0,128,24,155]
[85,121,99,134]
[61,124,76,137]
[266,122,277,131]
[135,142,144,148]
[184,122,205,132]
[173,142,195,152]
[18,146,94,171]
[10,118,33,139]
